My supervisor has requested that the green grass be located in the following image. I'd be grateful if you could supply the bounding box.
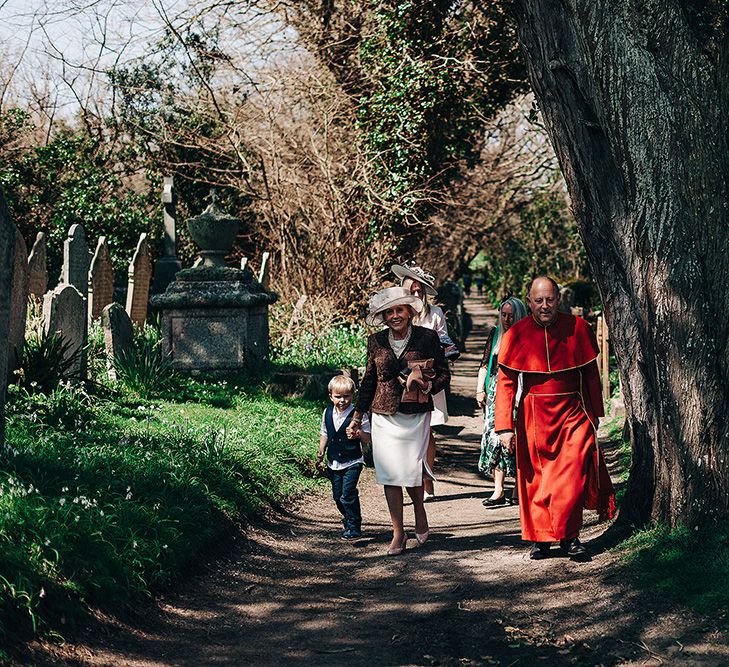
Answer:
[616,523,729,622]
[270,323,368,371]
[604,417,729,626]
[0,379,323,650]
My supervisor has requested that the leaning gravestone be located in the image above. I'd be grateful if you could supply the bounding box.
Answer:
[0,189,17,445]
[88,236,115,322]
[8,230,29,375]
[101,302,134,381]
[27,231,48,298]
[126,233,152,326]
[43,284,87,380]
[61,224,90,298]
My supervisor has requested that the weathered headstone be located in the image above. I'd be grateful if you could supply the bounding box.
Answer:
[27,231,48,298]
[258,251,270,288]
[8,230,29,375]
[88,236,115,322]
[192,257,204,268]
[126,233,153,326]
[0,189,17,445]
[43,283,87,379]
[240,256,248,271]
[151,175,182,295]
[101,302,134,381]
[61,224,90,298]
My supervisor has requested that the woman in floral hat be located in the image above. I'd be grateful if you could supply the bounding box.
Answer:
[347,287,450,555]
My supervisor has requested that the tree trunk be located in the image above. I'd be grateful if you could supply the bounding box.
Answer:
[513,0,729,527]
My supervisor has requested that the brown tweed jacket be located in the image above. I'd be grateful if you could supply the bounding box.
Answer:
[356,325,450,416]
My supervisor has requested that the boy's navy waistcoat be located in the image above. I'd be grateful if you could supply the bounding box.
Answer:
[324,406,362,464]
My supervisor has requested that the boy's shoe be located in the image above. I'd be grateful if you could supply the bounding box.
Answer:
[342,528,362,539]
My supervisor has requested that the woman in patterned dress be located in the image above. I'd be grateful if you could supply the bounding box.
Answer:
[476,296,527,505]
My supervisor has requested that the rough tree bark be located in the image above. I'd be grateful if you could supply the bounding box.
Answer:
[512,1,729,527]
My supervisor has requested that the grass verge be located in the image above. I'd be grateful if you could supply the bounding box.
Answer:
[604,417,729,627]
[0,378,322,653]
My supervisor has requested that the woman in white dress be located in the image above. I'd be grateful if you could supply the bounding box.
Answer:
[348,287,450,555]
[392,264,458,500]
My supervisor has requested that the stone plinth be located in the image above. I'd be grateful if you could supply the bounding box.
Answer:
[150,267,277,373]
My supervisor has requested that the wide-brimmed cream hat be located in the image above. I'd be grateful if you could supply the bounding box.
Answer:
[366,286,424,326]
[391,263,438,296]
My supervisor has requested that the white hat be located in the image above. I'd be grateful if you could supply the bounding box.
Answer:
[391,263,437,296]
[366,286,424,326]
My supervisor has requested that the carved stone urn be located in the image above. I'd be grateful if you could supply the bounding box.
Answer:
[185,191,240,267]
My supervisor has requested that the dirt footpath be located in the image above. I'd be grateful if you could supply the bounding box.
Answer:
[43,298,729,667]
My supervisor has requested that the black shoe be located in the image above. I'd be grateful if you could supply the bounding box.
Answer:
[482,495,507,507]
[510,495,519,506]
[342,528,362,539]
[559,537,588,559]
[529,542,551,560]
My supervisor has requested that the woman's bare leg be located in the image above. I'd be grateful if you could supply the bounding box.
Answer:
[406,485,429,534]
[423,432,436,495]
[490,467,505,500]
[384,485,406,550]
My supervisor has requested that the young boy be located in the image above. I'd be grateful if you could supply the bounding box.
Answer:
[318,375,371,539]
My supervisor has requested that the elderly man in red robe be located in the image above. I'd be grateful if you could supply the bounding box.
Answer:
[495,276,615,560]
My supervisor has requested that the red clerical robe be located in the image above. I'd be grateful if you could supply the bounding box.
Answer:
[494,312,615,542]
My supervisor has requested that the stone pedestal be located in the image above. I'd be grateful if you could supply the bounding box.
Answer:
[150,267,277,373]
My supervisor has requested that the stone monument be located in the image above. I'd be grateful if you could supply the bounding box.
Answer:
[88,236,115,322]
[43,283,87,380]
[151,194,276,373]
[151,176,183,295]
[0,189,17,445]
[101,303,134,380]
[126,233,153,325]
[8,230,29,375]
[27,232,48,298]
[61,224,90,297]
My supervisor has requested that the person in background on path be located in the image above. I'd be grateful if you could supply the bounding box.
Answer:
[462,272,472,297]
[475,275,485,297]
[318,375,371,539]
[348,287,450,556]
[392,263,459,501]
[476,296,527,506]
[494,276,616,561]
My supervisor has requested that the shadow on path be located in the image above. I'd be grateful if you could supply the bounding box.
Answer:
[44,296,729,667]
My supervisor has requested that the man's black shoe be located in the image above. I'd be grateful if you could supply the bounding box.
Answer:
[559,537,588,559]
[529,542,551,560]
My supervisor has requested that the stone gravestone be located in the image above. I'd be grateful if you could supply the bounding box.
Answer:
[8,230,29,376]
[101,303,134,381]
[88,236,115,323]
[258,251,270,288]
[27,231,48,298]
[126,233,153,326]
[43,283,87,380]
[151,176,183,295]
[61,224,90,298]
[0,189,17,446]
[240,256,248,271]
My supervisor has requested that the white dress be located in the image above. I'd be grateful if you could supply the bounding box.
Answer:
[413,305,450,425]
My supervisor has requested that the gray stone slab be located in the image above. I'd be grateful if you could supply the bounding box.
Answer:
[43,283,87,379]
[27,231,48,297]
[8,230,29,376]
[61,224,90,298]
[126,233,152,325]
[0,189,17,445]
[101,302,134,381]
[88,236,115,322]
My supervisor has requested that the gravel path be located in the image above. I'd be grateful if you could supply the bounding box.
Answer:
[40,297,729,667]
